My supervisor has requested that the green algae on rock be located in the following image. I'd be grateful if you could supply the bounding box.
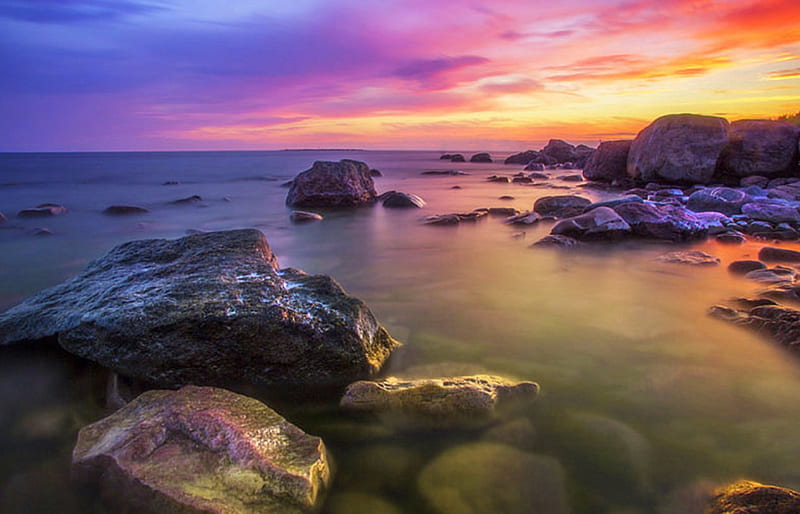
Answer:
[72,386,330,514]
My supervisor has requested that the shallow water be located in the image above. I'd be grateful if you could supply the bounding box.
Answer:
[2,150,800,513]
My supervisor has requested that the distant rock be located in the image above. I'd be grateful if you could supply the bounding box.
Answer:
[103,205,149,216]
[573,144,596,168]
[582,140,632,182]
[707,480,800,514]
[171,195,202,205]
[551,206,631,240]
[287,159,377,207]
[31,228,53,237]
[440,154,454,160]
[487,175,511,183]
[487,207,519,216]
[559,174,583,182]
[657,250,720,266]
[370,168,383,177]
[470,152,492,163]
[505,150,540,165]
[525,163,546,172]
[498,195,515,200]
[382,192,426,208]
[533,195,592,218]
[18,204,68,218]
[423,214,464,225]
[290,210,323,223]
[541,139,578,163]
[613,202,707,241]
[759,246,800,262]
[450,154,466,162]
[721,120,800,177]
[686,187,747,216]
[72,386,330,514]
[531,235,583,248]
[162,181,180,185]
[728,260,767,275]
[512,176,532,183]
[0,229,399,388]
[421,170,468,176]
[627,114,729,184]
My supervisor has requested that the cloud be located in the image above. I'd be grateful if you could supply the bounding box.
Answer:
[0,0,162,24]
[766,67,800,80]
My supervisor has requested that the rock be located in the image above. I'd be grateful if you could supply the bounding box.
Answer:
[418,443,568,514]
[551,207,632,240]
[741,202,800,224]
[72,386,330,514]
[172,195,202,205]
[582,140,632,182]
[721,120,800,177]
[440,154,454,160]
[17,203,68,218]
[693,212,731,234]
[370,168,382,177]
[340,375,539,428]
[744,267,796,284]
[559,174,583,182]
[583,196,643,213]
[657,251,720,266]
[103,205,149,216]
[163,181,180,185]
[524,162,546,172]
[487,175,511,183]
[716,230,746,244]
[450,154,466,162]
[686,187,747,215]
[422,169,468,176]
[470,152,492,163]
[0,229,399,387]
[541,139,578,163]
[505,150,540,165]
[286,160,377,207]
[482,417,537,451]
[498,195,515,200]
[290,211,323,223]
[281,180,294,188]
[510,232,525,239]
[504,212,542,225]
[31,228,53,236]
[627,114,729,184]
[0,212,6,223]
[487,207,519,216]
[423,214,462,225]
[759,246,800,262]
[613,202,707,241]
[382,192,426,208]
[450,185,462,190]
[533,195,592,218]
[531,235,583,248]
[512,176,532,183]
[728,260,767,275]
[707,480,800,514]
[742,175,770,188]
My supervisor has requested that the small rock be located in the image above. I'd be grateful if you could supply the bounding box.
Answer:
[382,192,426,208]
[533,195,592,218]
[422,169,468,176]
[510,232,526,239]
[559,174,583,182]
[531,235,583,248]
[287,159,377,207]
[525,162,546,172]
[758,246,800,263]
[707,480,800,514]
[728,260,767,275]
[450,185,462,190]
[18,204,68,218]
[172,195,202,204]
[31,228,53,237]
[744,267,797,284]
[370,168,382,177]
[487,175,511,183]
[423,214,462,226]
[741,202,800,224]
[686,187,747,216]
[716,230,746,244]
[487,207,519,216]
[512,176,533,183]
[290,210,324,223]
[103,205,149,215]
[470,152,492,163]
[162,181,180,185]
[504,212,542,225]
[498,195,515,200]
[657,251,720,266]
[450,154,466,162]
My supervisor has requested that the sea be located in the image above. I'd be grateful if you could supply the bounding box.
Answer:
[1,150,800,513]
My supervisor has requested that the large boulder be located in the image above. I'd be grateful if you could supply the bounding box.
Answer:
[533,195,592,218]
[707,480,800,514]
[0,229,399,388]
[286,160,377,207]
[582,140,632,182]
[551,207,631,240]
[504,150,539,165]
[72,386,330,514]
[613,202,707,241]
[720,120,800,177]
[541,139,578,163]
[627,114,730,184]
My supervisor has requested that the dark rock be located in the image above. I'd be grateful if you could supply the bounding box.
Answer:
[487,175,511,183]
[290,211,323,223]
[657,251,720,265]
[686,187,747,215]
[627,114,730,184]
[741,202,800,224]
[512,176,533,183]
[582,140,632,182]
[583,196,643,212]
[370,168,382,177]
[716,231,746,244]
[744,267,796,284]
[693,211,732,234]
[624,188,650,199]
[707,480,800,514]
[551,206,631,240]
[498,195,515,200]
[281,180,294,188]
[103,205,149,216]
[613,202,707,241]
[741,175,770,188]
[759,246,800,262]
[505,150,540,165]
[382,192,426,208]
[0,229,399,387]
[0,212,5,223]
[422,169,468,176]
[450,154,466,162]
[470,153,492,163]
[31,228,53,237]
[440,154,454,160]
[721,120,800,177]
[733,297,778,309]
[457,211,489,222]
[531,235,583,248]
[488,207,520,216]
[525,162,546,172]
[423,214,462,225]
[527,172,548,179]
[533,195,592,218]
[760,284,800,304]
[18,204,68,218]
[541,139,578,163]
[72,386,330,514]
[504,212,542,225]
[560,174,583,182]
[162,181,180,185]
[171,195,202,205]
[450,185,462,189]
[286,160,377,207]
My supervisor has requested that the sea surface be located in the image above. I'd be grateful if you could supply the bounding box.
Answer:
[1,150,800,513]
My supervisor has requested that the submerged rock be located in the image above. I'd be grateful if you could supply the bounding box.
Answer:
[728,260,767,275]
[720,120,800,177]
[582,140,631,182]
[710,303,800,352]
[18,203,68,218]
[627,114,729,184]
[286,160,377,207]
[0,229,399,388]
[103,205,149,216]
[470,152,492,163]
[504,212,542,225]
[340,375,539,428]
[531,235,583,248]
[171,195,202,205]
[758,246,800,263]
[533,195,592,218]
[382,192,426,208]
[72,385,330,514]
[657,250,720,266]
[551,207,631,240]
[290,211,323,223]
[707,480,800,514]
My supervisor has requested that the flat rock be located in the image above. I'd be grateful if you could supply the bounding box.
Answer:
[340,375,539,428]
[487,207,519,216]
[707,480,800,514]
[744,267,796,284]
[0,229,399,388]
[72,385,330,514]
[286,160,377,207]
[721,120,800,177]
[382,192,426,208]
[758,246,800,262]
[486,175,511,183]
[551,206,631,240]
[104,205,149,215]
[422,169,468,176]
[627,114,729,184]
[613,202,707,241]
[18,204,68,218]
[741,202,800,224]
[533,195,592,218]
[728,260,767,275]
[582,140,631,182]
[290,211,323,223]
[657,250,720,266]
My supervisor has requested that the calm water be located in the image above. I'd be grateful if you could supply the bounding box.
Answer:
[1,150,800,513]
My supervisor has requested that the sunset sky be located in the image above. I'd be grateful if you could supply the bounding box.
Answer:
[1,0,799,151]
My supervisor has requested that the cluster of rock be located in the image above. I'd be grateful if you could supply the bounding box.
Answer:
[505,139,595,169]
[439,152,493,163]
[439,153,466,162]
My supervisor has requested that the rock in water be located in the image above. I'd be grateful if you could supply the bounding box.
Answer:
[721,120,800,177]
[381,192,426,208]
[290,211,323,223]
[72,385,330,514]
[533,195,592,218]
[550,207,631,240]
[504,150,539,165]
[759,246,800,263]
[0,229,399,387]
[286,160,377,207]
[627,114,729,184]
[613,202,707,241]
[469,153,492,163]
[582,140,631,182]
[104,205,149,215]
[657,251,720,266]
[707,480,800,514]
[17,203,68,218]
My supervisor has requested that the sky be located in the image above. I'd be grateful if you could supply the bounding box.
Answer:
[1,0,799,151]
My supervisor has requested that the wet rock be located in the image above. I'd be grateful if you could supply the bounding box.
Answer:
[716,230,746,244]
[340,375,539,429]
[707,480,800,514]
[733,297,779,309]
[584,195,643,212]
[744,267,796,284]
[657,251,720,266]
[530,235,583,248]
[728,260,767,275]
[742,175,770,188]
[512,176,532,183]
[440,154,455,160]
[18,203,68,218]
[370,168,382,177]
[533,195,592,218]
[382,192,426,208]
[162,181,180,185]
[450,185,462,189]
[741,202,800,224]
[450,154,466,162]
[582,140,632,182]
[613,202,707,241]
[551,207,632,240]
[686,187,747,215]
[286,159,377,207]
[172,195,202,205]
[721,120,800,177]
[487,175,511,183]
[422,169,468,176]
[103,205,149,215]
[527,172,548,180]
[72,386,330,514]
[418,443,568,514]
[290,211,323,223]
[693,211,731,234]
[541,139,578,163]
[525,162,546,172]
[505,150,540,165]
[487,207,520,216]
[31,228,53,236]
[423,214,463,225]
[470,152,492,163]
[760,284,800,304]
[627,114,729,184]
[504,212,542,225]
[560,174,583,182]
[759,246,800,263]
[498,195,515,200]
[0,229,399,387]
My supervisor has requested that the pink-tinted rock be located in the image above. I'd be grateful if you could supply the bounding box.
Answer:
[551,207,631,240]
[582,140,632,182]
[286,160,377,207]
[721,120,800,177]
